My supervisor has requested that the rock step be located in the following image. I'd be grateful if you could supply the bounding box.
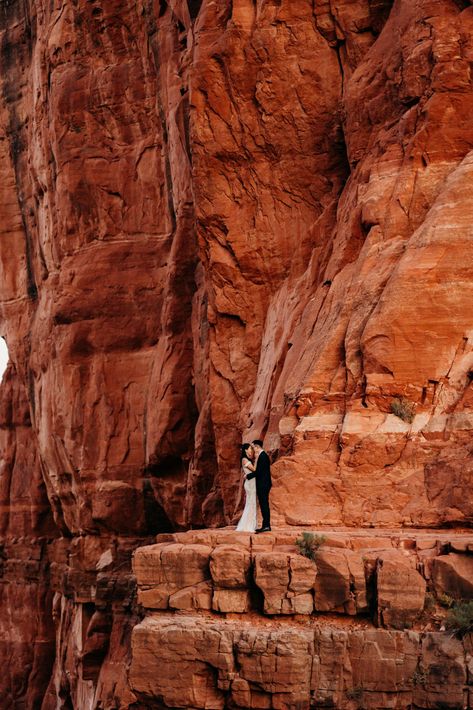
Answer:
[133,528,473,630]
[129,613,473,710]
[156,526,473,549]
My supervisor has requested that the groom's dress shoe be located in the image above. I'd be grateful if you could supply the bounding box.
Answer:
[255,527,271,534]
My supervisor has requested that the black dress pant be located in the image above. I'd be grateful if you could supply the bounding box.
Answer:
[257,485,271,528]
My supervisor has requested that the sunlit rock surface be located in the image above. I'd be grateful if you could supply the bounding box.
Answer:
[0,0,472,707]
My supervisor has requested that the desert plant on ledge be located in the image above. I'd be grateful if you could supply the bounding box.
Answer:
[437,592,455,609]
[446,600,473,638]
[390,397,415,423]
[296,532,326,561]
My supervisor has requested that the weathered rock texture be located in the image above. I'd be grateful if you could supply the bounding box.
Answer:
[131,616,471,710]
[0,365,57,708]
[2,0,473,534]
[0,0,473,706]
[130,529,473,709]
[133,528,473,628]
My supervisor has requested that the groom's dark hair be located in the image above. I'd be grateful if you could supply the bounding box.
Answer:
[252,439,263,447]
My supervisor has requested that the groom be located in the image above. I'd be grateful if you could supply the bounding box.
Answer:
[246,439,272,533]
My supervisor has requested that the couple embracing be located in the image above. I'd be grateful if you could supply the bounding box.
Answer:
[236,440,272,533]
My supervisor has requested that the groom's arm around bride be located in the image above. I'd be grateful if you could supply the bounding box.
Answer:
[245,440,272,532]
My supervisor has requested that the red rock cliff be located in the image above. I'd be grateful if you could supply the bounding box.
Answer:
[0,0,472,707]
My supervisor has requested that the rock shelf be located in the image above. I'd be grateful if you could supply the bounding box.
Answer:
[130,528,473,709]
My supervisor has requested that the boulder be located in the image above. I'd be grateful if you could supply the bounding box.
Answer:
[169,581,213,611]
[376,558,426,629]
[314,548,367,614]
[431,553,473,599]
[212,589,252,614]
[134,543,212,609]
[210,544,251,589]
[254,552,316,615]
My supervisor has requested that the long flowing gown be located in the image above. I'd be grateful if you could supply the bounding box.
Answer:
[236,462,257,532]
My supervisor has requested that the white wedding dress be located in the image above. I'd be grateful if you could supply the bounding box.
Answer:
[236,461,257,532]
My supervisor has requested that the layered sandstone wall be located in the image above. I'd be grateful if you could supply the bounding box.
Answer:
[0,365,57,707]
[130,529,473,709]
[0,0,472,707]
[2,0,473,536]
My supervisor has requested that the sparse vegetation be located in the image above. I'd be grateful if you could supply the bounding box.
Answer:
[437,592,455,609]
[390,397,416,423]
[296,532,326,561]
[445,600,473,638]
[412,668,428,686]
[346,687,364,702]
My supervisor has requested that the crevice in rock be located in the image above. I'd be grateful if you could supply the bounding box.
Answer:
[452,0,471,10]
[146,26,177,234]
[368,0,394,36]
[143,478,175,534]
[187,0,203,21]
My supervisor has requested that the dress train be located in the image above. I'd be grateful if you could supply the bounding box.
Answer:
[236,463,257,532]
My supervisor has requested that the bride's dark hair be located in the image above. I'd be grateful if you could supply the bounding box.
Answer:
[240,443,252,464]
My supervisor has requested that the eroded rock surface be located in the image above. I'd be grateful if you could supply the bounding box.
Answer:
[133,528,472,626]
[0,0,473,707]
[0,366,57,708]
[129,530,473,709]
[130,615,471,710]
[1,0,473,538]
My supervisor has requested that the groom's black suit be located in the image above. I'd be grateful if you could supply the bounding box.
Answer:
[246,450,272,528]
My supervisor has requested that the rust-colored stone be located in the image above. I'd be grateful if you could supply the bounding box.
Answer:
[0,0,473,705]
[314,547,367,615]
[130,616,471,710]
[431,553,473,600]
[210,544,251,589]
[376,558,426,630]
[254,551,316,615]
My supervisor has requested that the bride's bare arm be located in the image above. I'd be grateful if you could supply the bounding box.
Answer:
[242,458,255,472]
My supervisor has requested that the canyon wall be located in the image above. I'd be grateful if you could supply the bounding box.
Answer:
[0,0,472,707]
[130,528,473,710]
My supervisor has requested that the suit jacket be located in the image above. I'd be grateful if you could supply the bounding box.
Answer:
[246,450,272,492]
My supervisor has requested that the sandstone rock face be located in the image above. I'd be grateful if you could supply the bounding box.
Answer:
[134,542,212,609]
[0,366,57,708]
[253,550,316,614]
[132,528,473,627]
[210,544,251,589]
[313,547,367,614]
[130,615,472,710]
[431,553,473,600]
[377,557,427,630]
[129,531,473,709]
[0,0,473,706]
[43,532,144,710]
[1,0,472,540]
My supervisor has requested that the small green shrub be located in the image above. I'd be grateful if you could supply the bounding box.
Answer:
[391,397,415,423]
[296,532,326,561]
[437,592,455,609]
[446,600,473,638]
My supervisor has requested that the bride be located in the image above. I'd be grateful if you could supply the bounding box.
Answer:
[236,443,257,532]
